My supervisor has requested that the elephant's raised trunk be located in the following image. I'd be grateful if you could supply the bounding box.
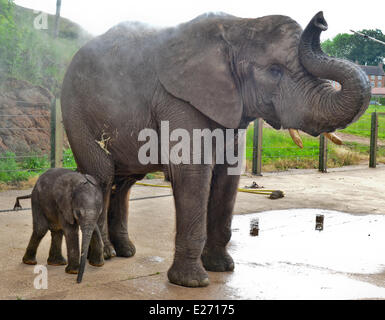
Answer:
[298,12,371,135]
[77,225,100,283]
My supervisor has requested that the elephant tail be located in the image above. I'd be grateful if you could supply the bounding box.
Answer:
[13,194,32,210]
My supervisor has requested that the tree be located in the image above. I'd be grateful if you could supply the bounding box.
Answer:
[322,29,385,67]
[349,29,385,66]
[322,33,353,59]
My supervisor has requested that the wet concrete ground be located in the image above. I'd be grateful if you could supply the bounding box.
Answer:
[229,210,385,299]
[0,165,385,300]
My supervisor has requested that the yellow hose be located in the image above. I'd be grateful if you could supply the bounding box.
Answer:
[135,182,284,196]
[135,182,171,188]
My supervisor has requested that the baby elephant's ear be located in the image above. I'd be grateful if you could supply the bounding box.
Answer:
[53,175,75,225]
[84,174,98,186]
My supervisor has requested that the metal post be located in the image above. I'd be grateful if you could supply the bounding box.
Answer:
[55,99,63,168]
[50,98,56,168]
[369,112,378,168]
[53,0,62,38]
[252,118,263,175]
[50,98,63,168]
[319,134,327,172]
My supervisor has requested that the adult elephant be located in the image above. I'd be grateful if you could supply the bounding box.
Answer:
[61,12,370,287]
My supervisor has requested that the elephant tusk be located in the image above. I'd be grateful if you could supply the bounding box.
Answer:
[288,129,303,149]
[323,132,343,145]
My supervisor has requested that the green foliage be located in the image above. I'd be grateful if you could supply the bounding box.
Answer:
[0,149,76,182]
[322,34,353,59]
[63,148,76,169]
[322,29,385,66]
[0,152,42,182]
[20,154,49,170]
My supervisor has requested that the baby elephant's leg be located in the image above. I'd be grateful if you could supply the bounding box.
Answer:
[47,230,67,266]
[23,230,48,265]
[63,226,80,274]
[23,201,48,265]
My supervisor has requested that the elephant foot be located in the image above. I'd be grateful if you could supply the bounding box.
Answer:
[65,264,79,274]
[201,247,234,272]
[47,255,67,266]
[88,249,104,267]
[103,243,116,260]
[89,260,104,267]
[110,236,136,258]
[167,260,210,288]
[22,256,37,265]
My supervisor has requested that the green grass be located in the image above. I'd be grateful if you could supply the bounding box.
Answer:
[0,149,76,183]
[338,105,385,139]
[0,152,48,182]
[246,127,319,161]
[246,126,365,171]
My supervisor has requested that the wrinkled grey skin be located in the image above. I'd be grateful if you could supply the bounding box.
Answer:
[61,12,371,287]
[22,168,104,283]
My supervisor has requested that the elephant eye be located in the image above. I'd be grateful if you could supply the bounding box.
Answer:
[269,64,283,78]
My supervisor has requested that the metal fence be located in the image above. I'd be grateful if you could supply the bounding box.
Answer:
[0,98,73,183]
[0,105,51,182]
[1,102,384,183]
[369,112,385,168]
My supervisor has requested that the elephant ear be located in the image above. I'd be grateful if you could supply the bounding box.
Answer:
[53,173,85,225]
[155,25,242,129]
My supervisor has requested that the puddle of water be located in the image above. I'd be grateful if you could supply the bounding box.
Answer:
[227,209,385,299]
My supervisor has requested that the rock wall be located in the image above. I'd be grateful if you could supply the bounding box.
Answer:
[0,78,53,155]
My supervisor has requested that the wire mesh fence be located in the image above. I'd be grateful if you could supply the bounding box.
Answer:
[337,109,385,169]
[338,112,374,161]
[0,100,74,185]
[0,110,51,182]
[246,110,385,174]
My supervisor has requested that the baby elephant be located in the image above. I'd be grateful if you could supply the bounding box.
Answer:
[15,168,104,283]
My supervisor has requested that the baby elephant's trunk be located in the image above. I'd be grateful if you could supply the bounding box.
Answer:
[77,225,101,283]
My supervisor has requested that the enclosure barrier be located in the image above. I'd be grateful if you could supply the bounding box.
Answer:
[50,98,63,168]
[0,105,384,181]
[252,118,263,175]
[0,101,51,181]
[251,113,384,175]
[319,134,327,173]
[370,112,379,168]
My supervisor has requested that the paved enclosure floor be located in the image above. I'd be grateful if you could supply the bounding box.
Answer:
[0,164,385,299]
